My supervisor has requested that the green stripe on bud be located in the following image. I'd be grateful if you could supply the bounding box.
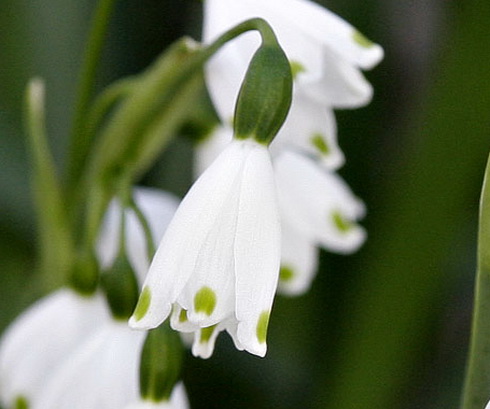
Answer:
[101,254,139,320]
[140,325,183,402]
[233,43,293,145]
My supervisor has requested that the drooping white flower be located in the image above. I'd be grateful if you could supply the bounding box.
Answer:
[203,0,383,168]
[195,125,366,296]
[0,187,182,409]
[274,151,366,255]
[130,138,281,358]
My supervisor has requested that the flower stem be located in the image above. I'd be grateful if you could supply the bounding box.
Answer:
[25,79,73,289]
[461,152,490,409]
[66,0,118,192]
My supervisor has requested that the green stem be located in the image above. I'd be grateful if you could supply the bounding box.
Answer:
[461,153,490,409]
[128,192,157,261]
[25,79,73,289]
[66,0,118,191]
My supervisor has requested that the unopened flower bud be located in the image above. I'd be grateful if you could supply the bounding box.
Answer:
[233,43,292,145]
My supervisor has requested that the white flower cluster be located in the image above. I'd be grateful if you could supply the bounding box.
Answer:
[0,189,188,409]
[0,1,383,406]
[130,0,382,359]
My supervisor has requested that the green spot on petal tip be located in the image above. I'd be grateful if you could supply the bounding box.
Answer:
[353,30,374,48]
[133,286,151,322]
[290,60,306,80]
[279,266,295,282]
[194,286,217,316]
[179,309,188,323]
[311,133,330,155]
[200,324,217,344]
[256,311,270,344]
[333,211,354,233]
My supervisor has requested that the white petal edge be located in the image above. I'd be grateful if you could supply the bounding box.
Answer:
[278,221,319,296]
[130,140,252,330]
[234,143,281,357]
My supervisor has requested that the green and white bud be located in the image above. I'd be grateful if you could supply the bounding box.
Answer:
[139,325,183,402]
[69,249,99,295]
[233,42,292,145]
[100,254,139,320]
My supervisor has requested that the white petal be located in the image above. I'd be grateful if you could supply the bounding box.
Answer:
[130,140,252,330]
[234,144,281,357]
[0,289,109,407]
[191,323,223,359]
[278,221,319,296]
[203,0,383,117]
[302,51,374,108]
[275,151,366,254]
[271,92,344,169]
[34,322,145,409]
[97,187,179,282]
[194,126,232,178]
[249,0,384,69]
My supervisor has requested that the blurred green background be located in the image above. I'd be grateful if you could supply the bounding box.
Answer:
[1,0,490,409]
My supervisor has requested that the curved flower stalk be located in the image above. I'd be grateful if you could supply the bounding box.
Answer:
[203,0,383,169]
[130,139,281,358]
[195,125,366,296]
[0,187,182,409]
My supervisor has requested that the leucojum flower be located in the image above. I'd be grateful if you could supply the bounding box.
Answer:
[204,0,384,170]
[0,188,189,409]
[198,0,382,296]
[131,0,383,360]
[130,31,293,358]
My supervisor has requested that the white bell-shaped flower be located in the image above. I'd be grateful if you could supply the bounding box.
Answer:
[274,151,366,255]
[204,0,383,112]
[130,138,281,358]
[203,0,383,169]
[0,187,181,409]
[195,125,365,296]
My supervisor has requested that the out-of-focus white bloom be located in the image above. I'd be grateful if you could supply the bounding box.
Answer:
[33,321,145,409]
[97,187,179,281]
[275,151,366,255]
[0,188,182,409]
[195,125,365,296]
[130,139,281,358]
[203,0,383,168]
[0,290,110,408]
